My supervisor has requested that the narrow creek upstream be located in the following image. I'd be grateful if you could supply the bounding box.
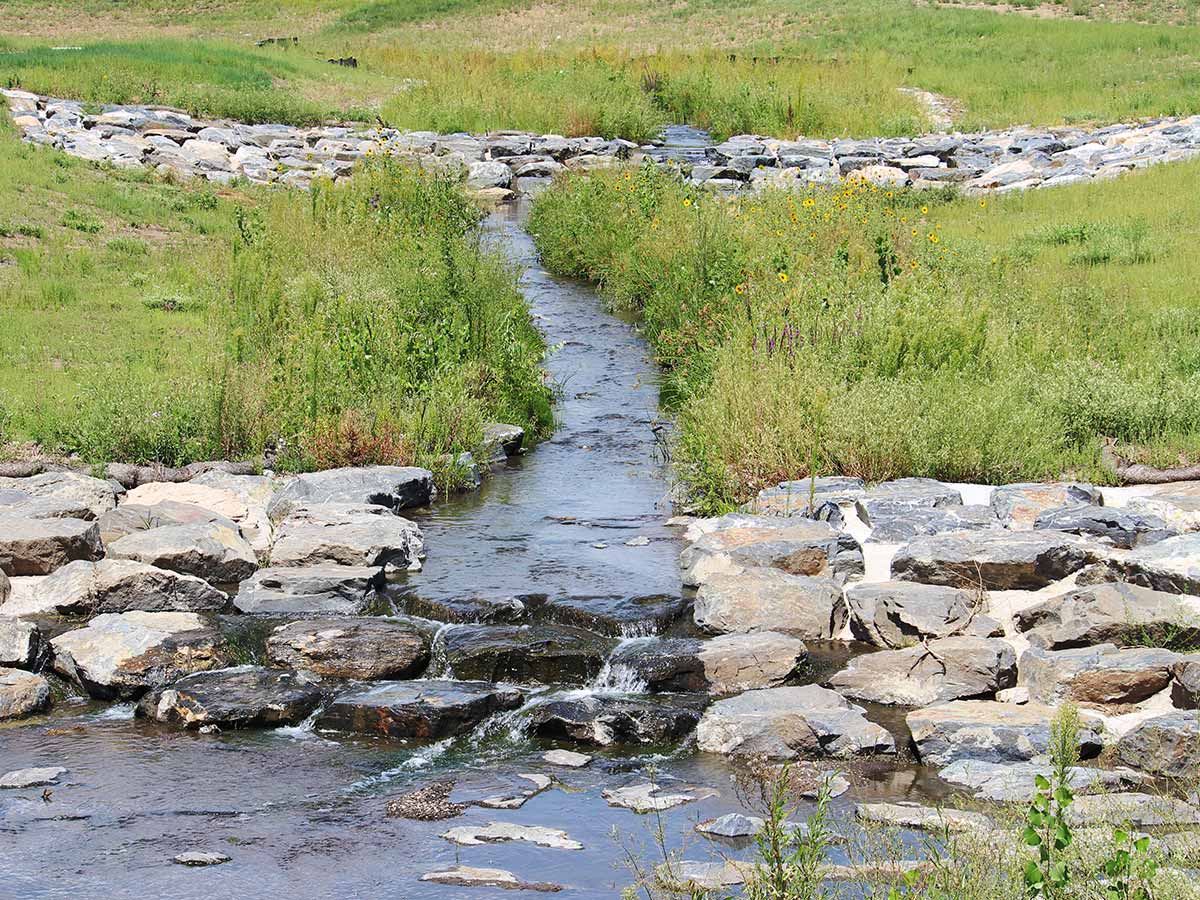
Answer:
[0,200,940,900]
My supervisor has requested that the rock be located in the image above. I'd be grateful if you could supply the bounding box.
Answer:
[1020,644,1177,706]
[1173,658,1200,707]
[50,611,228,700]
[907,700,1102,766]
[442,624,615,684]
[892,530,1100,590]
[0,516,103,576]
[830,637,1016,705]
[233,565,383,614]
[0,492,95,521]
[0,569,7,605]
[1088,533,1200,595]
[124,481,246,523]
[137,666,324,729]
[173,851,231,866]
[679,516,862,588]
[268,466,433,516]
[1034,505,1175,549]
[855,801,993,833]
[696,813,765,838]
[746,476,865,517]
[33,559,227,615]
[478,773,551,809]
[610,632,808,694]
[856,477,963,513]
[483,422,526,458]
[441,821,582,850]
[601,781,718,813]
[1014,583,1200,650]
[98,500,237,543]
[989,482,1101,528]
[0,667,50,719]
[317,679,523,740]
[938,758,1149,802]
[1125,482,1200,532]
[386,780,467,820]
[107,523,258,583]
[0,619,43,669]
[122,479,272,555]
[402,593,529,624]
[268,503,423,571]
[266,617,430,679]
[539,593,688,637]
[1067,793,1200,828]
[696,684,896,759]
[542,749,591,768]
[860,504,1000,543]
[466,160,514,190]
[0,472,119,519]
[524,694,706,745]
[1115,712,1200,778]
[846,581,1004,648]
[694,568,846,637]
[419,866,564,892]
[0,766,66,788]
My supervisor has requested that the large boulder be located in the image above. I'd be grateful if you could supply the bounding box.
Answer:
[268,503,423,571]
[747,477,864,517]
[891,530,1100,590]
[679,517,861,588]
[0,619,43,670]
[538,593,688,637]
[1020,644,1177,706]
[1067,793,1200,829]
[1033,506,1175,549]
[610,632,808,694]
[1125,482,1200,532]
[234,565,383,614]
[317,679,524,740]
[99,501,237,543]
[189,471,276,552]
[989,482,1101,529]
[693,568,846,637]
[122,479,272,555]
[137,666,324,730]
[403,592,530,624]
[0,491,95,521]
[266,617,431,679]
[268,466,433,516]
[856,478,963,513]
[829,637,1016,705]
[859,505,1000,544]
[1014,583,1200,650]
[33,559,227,616]
[1085,533,1200,595]
[0,472,119,519]
[50,611,229,699]
[938,758,1149,802]
[846,581,1003,648]
[443,624,615,684]
[0,667,50,720]
[107,522,258,583]
[1172,657,1200,708]
[907,700,1102,766]
[524,694,706,745]
[695,684,896,759]
[1115,712,1200,778]
[0,516,103,576]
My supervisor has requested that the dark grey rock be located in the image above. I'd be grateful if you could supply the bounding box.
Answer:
[525,694,707,745]
[318,679,524,740]
[846,581,1003,648]
[137,665,324,729]
[1034,505,1175,549]
[443,624,615,684]
[1116,712,1200,778]
[1014,583,1200,650]
[234,565,383,615]
[892,530,1101,590]
[267,617,431,679]
[268,466,433,516]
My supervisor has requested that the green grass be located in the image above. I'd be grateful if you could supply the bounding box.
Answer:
[529,160,1200,511]
[0,117,552,485]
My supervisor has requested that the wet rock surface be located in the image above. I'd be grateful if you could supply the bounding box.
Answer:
[266,617,431,679]
[0,667,51,720]
[524,693,707,745]
[442,624,615,684]
[317,679,524,740]
[137,666,324,729]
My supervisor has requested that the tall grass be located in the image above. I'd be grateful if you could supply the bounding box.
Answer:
[529,161,1200,510]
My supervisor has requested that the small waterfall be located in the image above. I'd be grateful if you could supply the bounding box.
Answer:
[425,622,464,679]
[587,636,652,696]
[273,704,327,741]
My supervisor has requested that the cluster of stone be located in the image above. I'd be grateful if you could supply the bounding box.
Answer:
[6,88,1199,197]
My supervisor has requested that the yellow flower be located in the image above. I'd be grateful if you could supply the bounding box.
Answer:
[777,272,789,284]
[928,232,939,244]
[911,228,918,236]
[920,205,929,215]
[910,259,919,270]
[682,198,692,208]
[900,216,908,224]
[979,199,987,208]
[885,191,894,199]
[734,283,746,295]
[802,198,815,208]
[623,172,632,181]
[776,229,784,237]
[808,231,816,239]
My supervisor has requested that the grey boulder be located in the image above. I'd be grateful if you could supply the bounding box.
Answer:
[443,624,615,685]
[679,516,862,588]
[107,523,258,583]
[317,679,524,740]
[266,617,431,679]
[694,568,846,637]
[1014,582,1200,650]
[989,482,1101,528]
[907,700,1102,766]
[0,516,103,576]
[846,581,1003,648]
[0,667,50,720]
[1020,644,1178,706]
[268,466,433,516]
[1115,712,1200,778]
[0,619,44,669]
[891,530,1100,590]
[234,565,383,614]
[268,503,423,571]
[1033,505,1175,549]
[829,637,1016,706]
[137,665,324,730]
[33,559,227,615]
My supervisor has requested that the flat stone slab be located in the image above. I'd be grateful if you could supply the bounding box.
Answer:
[542,749,591,768]
[696,684,896,759]
[1021,643,1178,706]
[938,759,1149,802]
[0,767,67,788]
[0,472,118,520]
[106,523,257,583]
[317,679,523,740]
[860,504,1000,543]
[679,516,862,588]
[525,694,706,746]
[174,851,231,866]
[0,516,103,576]
[1034,505,1175,549]
[269,503,423,571]
[908,700,1102,766]
[441,821,582,850]
[611,631,808,695]
[267,617,430,679]
[891,530,1101,589]
[419,866,564,892]
[694,568,846,637]
[34,558,228,616]
[602,781,718,813]
[846,581,1003,648]
[538,592,688,637]
[830,637,1016,706]
[1125,482,1200,532]
[856,801,993,833]
[137,666,324,729]
[0,667,51,720]
[234,565,383,615]
[268,466,433,516]
[98,500,237,543]
[1015,582,1200,650]
[1067,793,1200,828]
[989,482,1101,528]
[1089,533,1200,595]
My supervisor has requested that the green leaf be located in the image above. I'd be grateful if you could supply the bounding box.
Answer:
[1023,860,1043,887]
[1134,836,1150,854]
[1023,826,1042,846]
[1114,828,1129,844]
[1034,775,1050,790]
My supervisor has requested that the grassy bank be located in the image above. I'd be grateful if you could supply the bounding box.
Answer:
[2,1,1199,139]
[528,161,1200,511]
[0,117,551,484]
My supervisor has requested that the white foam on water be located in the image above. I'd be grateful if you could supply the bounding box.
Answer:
[273,705,333,743]
[91,702,136,721]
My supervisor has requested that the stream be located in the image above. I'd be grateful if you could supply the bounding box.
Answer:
[0,199,943,900]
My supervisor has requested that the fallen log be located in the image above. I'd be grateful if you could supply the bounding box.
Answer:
[1101,440,1200,485]
[105,460,261,489]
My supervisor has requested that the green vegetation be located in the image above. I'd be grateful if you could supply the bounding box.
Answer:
[0,115,551,484]
[2,0,1199,139]
[529,159,1200,511]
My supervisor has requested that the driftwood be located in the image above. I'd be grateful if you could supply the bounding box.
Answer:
[105,460,260,489]
[1101,439,1200,485]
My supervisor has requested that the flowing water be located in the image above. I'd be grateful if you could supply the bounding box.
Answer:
[0,194,939,900]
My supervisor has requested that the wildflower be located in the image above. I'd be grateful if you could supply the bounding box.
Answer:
[777,271,789,284]
[885,191,894,199]
[734,283,747,295]
[623,172,632,181]
[776,229,784,237]
[910,259,919,269]
[928,232,939,244]
[682,198,692,208]
[911,228,918,236]
[802,198,815,208]
[979,199,987,208]
[920,205,929,215]
[808,231,816,239]
[900,216,908,224]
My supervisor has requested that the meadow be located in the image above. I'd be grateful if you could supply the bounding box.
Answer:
[0,112,551,484]
[2,0,1199,140]
[529,159,1200,511]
